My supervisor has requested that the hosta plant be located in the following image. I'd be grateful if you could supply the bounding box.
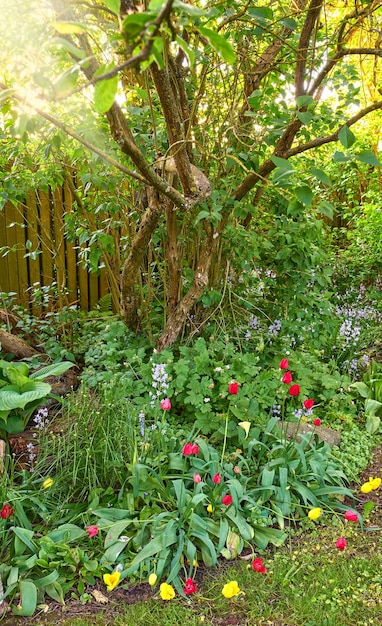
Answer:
[0,360,74,435]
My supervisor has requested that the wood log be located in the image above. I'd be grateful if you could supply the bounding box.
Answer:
[0,329,40,359]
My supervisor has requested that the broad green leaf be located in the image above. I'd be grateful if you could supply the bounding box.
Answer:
[122,12,156,39]
[175,35,195,67]
[356,150,381,167]
[94,66,119,114]
[124,523,178,572]
[349,381,371,398]
[310,167,332,187]
[11,527,36,555]
[30,361,74,380]
[51,21,87,34]
[12,581,37,616]
[338,125,356,149]
[295,185,313,206]
[317,201,335,220]
[0,382,51,411]
[253,526,287,549]
[45,581,65,604]
[104,0,120,14]
[333,151,350,162]
[296,95,314,108]
[280,17,298,29]
[33,570,60,589]
[271,156,292,170]
[296,111,313,125]
[366,414,380,434]
[197,27,236,65]
[365,398,382,417]
[50,37,86,60]
[174,0,205,16]
[46,524,85,543]
[248,7,274,22]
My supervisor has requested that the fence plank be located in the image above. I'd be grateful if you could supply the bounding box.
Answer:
[52,187,66,309]
[1,179,116,313]
[38,190,54,288]
[0,203,10,296]
[25,191,42,316]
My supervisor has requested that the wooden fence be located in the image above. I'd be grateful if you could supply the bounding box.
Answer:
[0,182,110,314]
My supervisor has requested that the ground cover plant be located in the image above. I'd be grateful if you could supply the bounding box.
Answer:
[1,276,382,618]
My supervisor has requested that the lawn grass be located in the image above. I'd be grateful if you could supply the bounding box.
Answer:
[27,523,382,626]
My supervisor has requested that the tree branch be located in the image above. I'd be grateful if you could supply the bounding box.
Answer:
[295,0,323,97]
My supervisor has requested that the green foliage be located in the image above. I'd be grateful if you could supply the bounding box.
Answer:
[350,361,382,434]
[0,359,74,436]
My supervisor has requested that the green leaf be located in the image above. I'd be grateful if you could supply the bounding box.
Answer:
[30,361,74,380]
[356,150,382,167]
[0,382,51,412]
[51,21,88,34]
[248,7,274,22]
[33,570,60,589]
[271,156,291,170]
[349,382,371,399]
[365,398,382,417]
[295,186,313,206]
[366,414,380,434]
[104,0,120,14]
[46,524,85,543]
[338,125,356,149]
[296,111,313,125]
[94,66,118,114]
[11,527,36,555]
[175,35,195,67]
[296,95,314,108]
[310,167,332,187]
[317,201,335,220]
[125,522,178,572]
[173,0,205,16]
[50,37,86,60]
[280,17,298,29]
[197,27,236,65]
[333,151,350,162]
[12,580,37,616]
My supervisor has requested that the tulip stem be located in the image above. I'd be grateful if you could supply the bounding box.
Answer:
[221,401,231,465]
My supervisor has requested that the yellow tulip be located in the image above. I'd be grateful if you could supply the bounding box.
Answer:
[148,573,157,586]
[159,582,175,600]
[361,481,373,494]
[207,504,213,513]
[43,478,53,489]
[369,477,381,491]
[238,421,251,439]
[222,580,241,598]
[308,507,322,521]
[103,571,121,591]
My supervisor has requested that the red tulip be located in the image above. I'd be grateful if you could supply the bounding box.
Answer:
[252,557,267,573]
[160,398,171,410]
[0,503,13,519]
[184,578,197,595]
[282,371,292,384]
[228,382,239,395]
[86,525,99,538]
[303,398,314,410]
[344,510,359,522]
[212,473,222,484]
[222,494,233,506]
[288,384,300,397]
[279,358,289,370]
[336,537,347,551]
[313,418,321,426]
[183,442,199,456]
[193,473,202,483]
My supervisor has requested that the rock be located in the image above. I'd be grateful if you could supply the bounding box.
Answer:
[281,422,341,447]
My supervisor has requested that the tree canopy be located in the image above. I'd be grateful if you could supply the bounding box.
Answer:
[1,0,382,348]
